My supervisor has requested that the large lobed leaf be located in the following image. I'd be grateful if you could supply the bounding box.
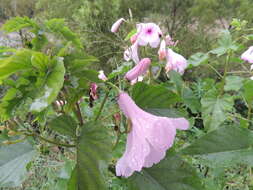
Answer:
[1,16,37,33]
[48,114,77,138]
[128,152,205,190]
[0,141,36,188]
[69,122,112,190]
[0,50,33,80]
[132,82,180,109]
[201,88,233,131]
[30,57,65,112]
[182,126,253,167]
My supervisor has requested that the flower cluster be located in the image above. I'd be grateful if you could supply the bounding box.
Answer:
[108,18,190,177]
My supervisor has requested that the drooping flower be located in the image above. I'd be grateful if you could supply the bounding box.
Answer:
[125,58,151,81]
[136,23,162,48]
[165,48,188,74]
[111,18,126,33]
[116,92,189,177]
[241,46,253,64]
[158,39,166,60]
[89,83,98,100]
[98,70,108,81]
[165,34,178,47]
[124,42,139,64]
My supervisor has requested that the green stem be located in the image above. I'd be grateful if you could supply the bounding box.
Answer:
[26,133,76,148]
[247,103,252,121]
[220,52,231,95]
[106,82,121,92]
[95,91,110,121]
[75,102,84,126]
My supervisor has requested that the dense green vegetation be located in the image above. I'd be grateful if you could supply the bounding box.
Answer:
[1,1,253,190]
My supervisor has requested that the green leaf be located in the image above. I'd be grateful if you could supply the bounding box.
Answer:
[75,122,112,190]
[31,52,50,71]
[69,56,98,72]
[67,167,77,190]
[210,30,238,56]
[48,114,77,138]
[0,141,36,187]
[201,89,233,131]
[124,29,137,41]
[224,76,244,91]
[188,52,209,67]
[243,79,253,103]
[128,152,205,190]
[108,62,132,79]
[45,19,82,49]
[169,71,200,113]
[145,108,187,118]
[182,87,201,113]
[74,69,100,83]
[132,82,180,109]
[168,70,183,93]
[1,16,37,33]
[30,57,65,112]
[0,50,33,80]
[182,126,253,167]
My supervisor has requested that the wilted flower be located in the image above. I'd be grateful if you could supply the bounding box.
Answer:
[116,92,189,177]
[158,39,166,60]
[89,83,98,100]
[98,70,108,81]
[136,23,162,48]
[124,42,139,64]
[165,34,178,47]
[241,46,253,64]
[125,58,151,81]
[165,48,188,74]
[111,18,126,33]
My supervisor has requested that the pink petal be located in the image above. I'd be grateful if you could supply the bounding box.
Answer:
[241,46,253,64]
[170,118,189,130]
[111,18,125,33]
[166,48,188,74]
[125,58,151,81]
[124,42,139,64]
[98,70,108,81]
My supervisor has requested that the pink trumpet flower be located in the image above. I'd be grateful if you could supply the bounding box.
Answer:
[241,46,253,64]
[124,42,139,64]
[98,70,108,81]
[158,40,166,60]
[111,18,126,33]
[125,58,151,81]
[165,48,188,74]
[116,92,189,177]
[137,23,162,48]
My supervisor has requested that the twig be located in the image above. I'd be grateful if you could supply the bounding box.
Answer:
[95,91,110,121]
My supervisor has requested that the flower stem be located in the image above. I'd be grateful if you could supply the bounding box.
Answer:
[75,102,84,126]
[25,133,76,148]
[95,91,110,121]
[220,52,231,95]
[106,82,121,92]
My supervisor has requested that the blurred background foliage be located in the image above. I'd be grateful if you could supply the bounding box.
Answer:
[1,0,253,72]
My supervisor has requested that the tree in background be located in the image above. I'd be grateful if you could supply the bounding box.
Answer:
[0,0,36,20]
